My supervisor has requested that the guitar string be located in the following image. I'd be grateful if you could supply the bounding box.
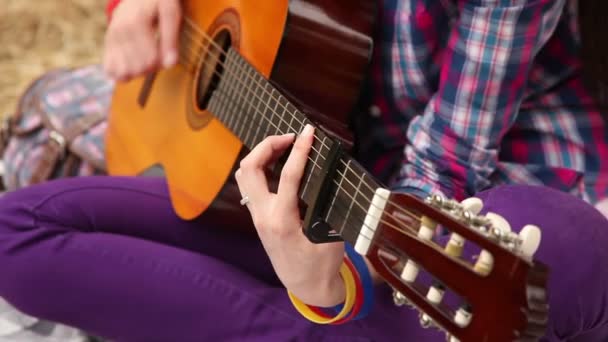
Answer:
[178,19,448,235]
[211,64,482,302]
[174,24,493,302]
[178,19,453,238]
[210,82,444,250]
[178,19,391,198]
[203,54,421,239]
[184,48,444,252]
[177,21,444,237]
[185,55,480,313]
[176,36,426,231]
[174,23,460,244]
[177,20,427,224]
[176,19,479,251]
[176,19,482,312]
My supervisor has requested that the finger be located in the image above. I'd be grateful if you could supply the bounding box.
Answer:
[126,25,161,77]
[240,133,295,170]
[277,124,314,203]
[103,23,138,81]
[102,29,124,80]
[158,0,182,68]
[115,40,138,81]
[235,134,295,208]
[233,169,250,206]
[105,45,131,82]
[233,167,272,216]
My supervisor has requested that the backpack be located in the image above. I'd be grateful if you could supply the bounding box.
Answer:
[0,65,112,191]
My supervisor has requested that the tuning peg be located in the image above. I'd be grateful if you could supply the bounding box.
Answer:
[445,198,484,257]
[473,212,512,275]
[461,197,483,215]
[420,283,446,328]
[448,305,473,342]
[400,216,436,282]
[485,212,512,233]
[392,290,410,307]
[518,224,542,259]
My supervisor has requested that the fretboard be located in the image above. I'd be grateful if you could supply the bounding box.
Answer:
[208,48,382,245]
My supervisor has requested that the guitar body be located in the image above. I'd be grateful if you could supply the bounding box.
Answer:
[105,0,376,225]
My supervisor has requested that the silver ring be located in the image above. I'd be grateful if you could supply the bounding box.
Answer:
[240,196,250,206]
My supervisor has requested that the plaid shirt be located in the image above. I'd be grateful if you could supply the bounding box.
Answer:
[357,0,608,203]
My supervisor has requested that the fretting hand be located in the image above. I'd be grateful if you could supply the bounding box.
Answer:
[234,125,346,307]
[103,0,182,82]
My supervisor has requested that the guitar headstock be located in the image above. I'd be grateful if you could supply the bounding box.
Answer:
[364,191,549,342]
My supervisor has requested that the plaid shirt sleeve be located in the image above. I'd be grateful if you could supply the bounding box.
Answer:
[392,0,567,201]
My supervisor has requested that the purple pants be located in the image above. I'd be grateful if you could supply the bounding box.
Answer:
[0,176,606,341]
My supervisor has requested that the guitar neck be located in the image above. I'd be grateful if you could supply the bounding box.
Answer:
[208,48,382,246]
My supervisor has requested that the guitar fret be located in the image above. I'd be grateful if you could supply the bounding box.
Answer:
[209,50,385,250]
[342,167,363,234]
[325,159,350,224]
[231,54,245,135]
[287,103,296,135]
[246,60,262,145]
[214,62,232,126]
[207,83,220,119]
[320,156,378,246]
[218,70,232,125]
[269,89,279,135]
[288,101,305,134]
[277,97,290,134]
[302,136,325,199]
[236,58,252,140]
[249,72,264,148]
[275,95,287,135]
[224,53,239,133]
[274,94,288,134]
[211,51,383,248]
[239,61,255,145]
[259,83,272,141]
[353,166,378,242]
[252,64,267,147]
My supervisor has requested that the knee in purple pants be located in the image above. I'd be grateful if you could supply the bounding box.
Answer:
[0,177,607,341]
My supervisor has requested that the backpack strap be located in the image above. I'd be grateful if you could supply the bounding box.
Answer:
[29,110,106,184]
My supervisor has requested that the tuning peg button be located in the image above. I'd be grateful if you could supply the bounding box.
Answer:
[401,216,436,282]
[485,212,512,233]
[449,306,473,342]
[445,198,483,257]
[518,224,542,259]
[461,197,483,215]
[473,212,511,275]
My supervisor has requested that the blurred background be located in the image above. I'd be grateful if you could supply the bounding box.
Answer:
[0,0,106,118]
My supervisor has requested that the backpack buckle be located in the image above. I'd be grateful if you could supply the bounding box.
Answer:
[0,116,13,156]
[48,130,67,159]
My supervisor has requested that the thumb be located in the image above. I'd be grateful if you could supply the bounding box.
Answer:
[157,0,182,67]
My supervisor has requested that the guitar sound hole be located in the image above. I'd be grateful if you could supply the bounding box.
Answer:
[196,29,232,111]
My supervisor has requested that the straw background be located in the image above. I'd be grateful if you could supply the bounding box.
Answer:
[0,0,106,118]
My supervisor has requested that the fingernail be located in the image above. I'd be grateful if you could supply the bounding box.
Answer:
[163,51,177,67]
[302,124,313,136]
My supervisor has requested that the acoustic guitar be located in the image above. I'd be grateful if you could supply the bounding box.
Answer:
[105,1,549,340]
